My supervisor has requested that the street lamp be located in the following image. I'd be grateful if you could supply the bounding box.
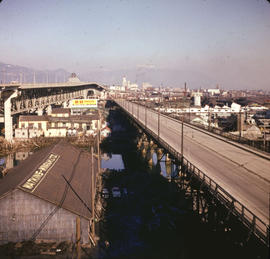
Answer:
[145,101,147,129]
[181,115,184,165]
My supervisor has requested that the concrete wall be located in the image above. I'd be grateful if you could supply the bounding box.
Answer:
[0,189,90,244]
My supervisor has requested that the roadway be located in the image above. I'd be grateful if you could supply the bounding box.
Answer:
[120,100,270,229]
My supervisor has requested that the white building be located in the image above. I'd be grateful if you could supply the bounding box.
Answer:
[109,85,125,91]
[142,82,152,90]
[207,89,220,96]
[231,102,241,112]
[15,108,99,139]
[122,77,128,89]
[128,83,139,91]
[192,91,202,107]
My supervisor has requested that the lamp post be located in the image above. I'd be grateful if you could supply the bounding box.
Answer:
[137,102,139,120]
[263,121,266,151]
[145,101,147,129]
[238,111,242,141]
[157,93,161,140]
[181,116,184,165]
[158,106,160,140]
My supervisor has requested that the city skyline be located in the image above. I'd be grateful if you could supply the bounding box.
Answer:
[0,0,270,89]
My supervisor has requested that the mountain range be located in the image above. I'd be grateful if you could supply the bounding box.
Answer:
[0,61,216,89]
[0,62,71,84]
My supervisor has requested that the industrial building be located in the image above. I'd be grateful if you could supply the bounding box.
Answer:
[0,141,98,245]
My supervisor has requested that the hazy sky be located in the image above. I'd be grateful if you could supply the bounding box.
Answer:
[0,0,270,89]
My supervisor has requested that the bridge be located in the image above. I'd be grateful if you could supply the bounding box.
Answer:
[0,82,106,141]
[116,99,270,246]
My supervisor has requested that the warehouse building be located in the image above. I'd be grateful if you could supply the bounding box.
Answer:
[0,141,98,245]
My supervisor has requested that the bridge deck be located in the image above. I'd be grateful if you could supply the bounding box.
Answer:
[117,100,270,244]
[0,82,101,90]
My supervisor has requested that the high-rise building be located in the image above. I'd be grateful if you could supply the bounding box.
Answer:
[122,77,127,89]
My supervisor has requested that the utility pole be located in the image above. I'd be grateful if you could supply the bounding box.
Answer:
[208,107,211,130]
[97,110,101,177]
[76,217,81,259]
[238,111,242,141]
[158,93,161,140]
[137,102,139,120]
[145,102,147,129]
[181,116,184,165]
[189,101,191,123]
[263,121,266,151]
[158,106,160,140]
[91,146,95,239]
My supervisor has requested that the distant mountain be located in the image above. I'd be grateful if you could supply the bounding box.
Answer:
[0,61,215,89]
[0,62,71,84]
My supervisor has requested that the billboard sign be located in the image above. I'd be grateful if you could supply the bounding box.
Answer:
[71,99,98,108]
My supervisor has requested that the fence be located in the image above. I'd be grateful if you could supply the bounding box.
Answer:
[116,99,269,247]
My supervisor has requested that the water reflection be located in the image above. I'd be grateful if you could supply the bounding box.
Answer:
[0,150,177,180]
[101,153,125,170]
[151,151,178,179]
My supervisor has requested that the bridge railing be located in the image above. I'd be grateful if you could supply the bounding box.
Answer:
[116,99,269,247]
[169,113,270,153]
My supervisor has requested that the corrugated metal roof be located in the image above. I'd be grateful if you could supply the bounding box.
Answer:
[0,141,98,219]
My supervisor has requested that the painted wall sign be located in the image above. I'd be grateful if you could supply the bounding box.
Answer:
[21,153,60,191]
[71,99,98,108]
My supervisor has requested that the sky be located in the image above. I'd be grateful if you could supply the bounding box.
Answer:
[0,0,270,89]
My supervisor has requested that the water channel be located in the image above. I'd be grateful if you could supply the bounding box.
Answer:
[96,106,268,259]
[0,105,268,259]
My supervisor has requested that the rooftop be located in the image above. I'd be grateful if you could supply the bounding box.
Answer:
[19,115,49,122]
[0,141,98,219]
[51,108,71,114]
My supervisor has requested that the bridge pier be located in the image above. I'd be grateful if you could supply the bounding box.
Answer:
[147,147,155,168]
[165,159,172,179]
[83,89,88,99]
[156,148,164,161]
[46,105,52,115]
[141,141,148,158]
[63,101,69,108]
[37,108,43,116]
[4,90,18,142]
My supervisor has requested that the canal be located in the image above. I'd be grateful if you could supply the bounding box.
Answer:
[0,104,268,258]
[97,104,268,259]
